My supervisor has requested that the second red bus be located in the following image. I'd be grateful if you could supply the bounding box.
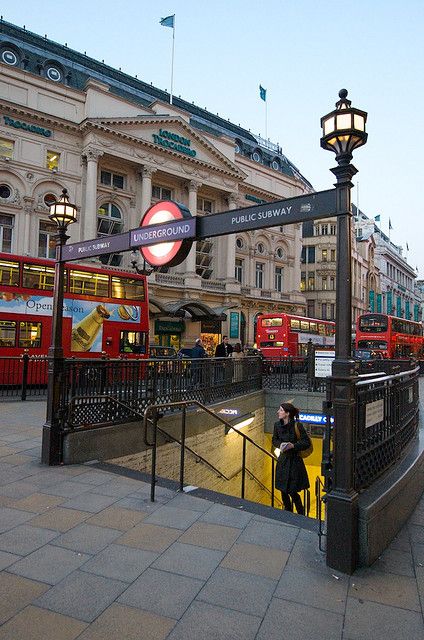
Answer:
[256,313,335,359]
[356,313,423,359]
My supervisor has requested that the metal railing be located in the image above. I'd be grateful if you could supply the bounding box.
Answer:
[0,354,49,400]
[353,365,419,490]
[262,356,327,392]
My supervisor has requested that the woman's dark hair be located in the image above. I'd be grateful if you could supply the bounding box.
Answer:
[279,402,299,421]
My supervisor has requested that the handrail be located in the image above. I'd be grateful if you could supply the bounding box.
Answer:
[143,399,278,505]
[355,365,419,386]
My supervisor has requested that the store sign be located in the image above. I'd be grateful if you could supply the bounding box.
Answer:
[229,312,239,339]
[245,194,266,205]
[155,320,184,334]
[152,129,196,157]
[3,115,52,137]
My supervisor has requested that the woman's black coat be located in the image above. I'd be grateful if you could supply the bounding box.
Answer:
[272,419,310,493]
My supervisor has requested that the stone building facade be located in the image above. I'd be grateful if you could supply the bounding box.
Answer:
[0,20,310,353]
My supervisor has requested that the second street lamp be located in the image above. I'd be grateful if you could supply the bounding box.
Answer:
[41,189,78,465]
[320,90,368,573]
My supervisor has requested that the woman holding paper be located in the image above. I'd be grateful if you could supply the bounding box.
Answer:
[272,402,310,515]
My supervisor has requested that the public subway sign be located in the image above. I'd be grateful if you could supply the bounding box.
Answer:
[197,189,337,238]
[62,233,130,261]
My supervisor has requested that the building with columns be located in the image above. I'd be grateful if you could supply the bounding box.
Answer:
[0,20,310,353]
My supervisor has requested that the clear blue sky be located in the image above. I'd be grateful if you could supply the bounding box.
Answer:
[3,1,424,275]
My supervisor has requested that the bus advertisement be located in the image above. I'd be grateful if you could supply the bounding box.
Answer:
[256,313,335,359]
[0,253,149,358]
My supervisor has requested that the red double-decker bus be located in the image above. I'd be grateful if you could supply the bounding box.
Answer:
[256,313,335,358]
[0,253,149,359]
[355,313,423,359]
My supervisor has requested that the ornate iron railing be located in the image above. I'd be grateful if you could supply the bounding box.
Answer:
[353,365,419,490]
[0,354,49,400]
[61,355,262,431]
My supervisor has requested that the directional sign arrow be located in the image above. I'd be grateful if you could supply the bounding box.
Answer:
[197,188,337,238]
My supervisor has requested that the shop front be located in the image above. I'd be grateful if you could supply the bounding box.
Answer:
[200,318,222,356]
[153,319,185,349]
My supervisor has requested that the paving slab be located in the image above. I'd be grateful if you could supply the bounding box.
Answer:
[51,522,122,554]
[34,570,128,623]
[343,597,424,640]
[117,567,204,619]
[0,572,49,624]
[152,541,225,580]
[75,603,175,640]
[0,605,87,640]
[81,543,158,582]
[7,543,91,584]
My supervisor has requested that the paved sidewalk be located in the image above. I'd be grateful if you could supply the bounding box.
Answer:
[0,401,423,639]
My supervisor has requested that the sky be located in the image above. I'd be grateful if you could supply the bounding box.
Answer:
[3,1,424,275]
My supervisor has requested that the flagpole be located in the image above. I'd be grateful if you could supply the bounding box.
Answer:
[170,18,175,105]
[265,99,268,140]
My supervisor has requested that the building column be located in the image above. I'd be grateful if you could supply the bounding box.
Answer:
[139,166,155,218]
[82,147,103,240]
[22,197,33,255]
[178,180,201,276]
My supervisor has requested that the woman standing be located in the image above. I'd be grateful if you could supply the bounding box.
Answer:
[272,402,310,515]
[230,342,244,382]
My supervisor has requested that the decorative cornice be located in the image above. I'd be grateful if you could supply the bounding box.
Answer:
[79,119,245,180]
[0,99,79,133]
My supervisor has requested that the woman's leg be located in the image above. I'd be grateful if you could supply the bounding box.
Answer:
[291,492,304,515]
[280,491,293,511]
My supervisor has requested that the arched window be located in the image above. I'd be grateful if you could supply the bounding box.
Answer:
[97,202,124,266]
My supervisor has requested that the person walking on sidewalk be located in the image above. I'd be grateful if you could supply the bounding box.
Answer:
[272,402,310,514]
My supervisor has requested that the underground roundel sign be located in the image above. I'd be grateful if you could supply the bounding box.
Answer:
[139,200,194,268]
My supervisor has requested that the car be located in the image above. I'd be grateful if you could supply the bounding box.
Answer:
[148,345,178,359]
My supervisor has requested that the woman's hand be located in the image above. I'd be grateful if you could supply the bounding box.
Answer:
[280,442,294,452]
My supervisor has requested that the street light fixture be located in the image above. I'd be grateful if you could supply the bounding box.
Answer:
[41,188,78,465]
[320,90,368,574]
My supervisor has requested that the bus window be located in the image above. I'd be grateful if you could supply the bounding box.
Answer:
[358,314,387,332]
[112,276,146,301]
[120,330,147,354]
[19,322,42,348]
[300,320,309,332]
[0,259,19,287]
[290,319,300,331]
[318,323,326,336]
[0,320,16,346]
[309,322,317,334]
[69,270,109,297]
[261,318,283,327]
[259,341,275,347]
[23,263,55,291]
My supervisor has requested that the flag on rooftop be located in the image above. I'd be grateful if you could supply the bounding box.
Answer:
[406,242,409,251]
[389,218,393,230]
[374,214,380,222]
[160,14,175,28]
[259,85,267,102]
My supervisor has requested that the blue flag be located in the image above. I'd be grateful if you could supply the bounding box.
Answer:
[160,14,175,28]
[259,85,267,102]
[374,215,380,222]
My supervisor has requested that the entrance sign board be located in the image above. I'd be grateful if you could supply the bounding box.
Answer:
[315,350,336,378]
[365,399,384,429]
[197,189,337,238]
[62,233,130,261]
[130,218,195,248]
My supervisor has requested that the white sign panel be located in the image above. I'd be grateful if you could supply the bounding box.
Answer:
[365,399,384,429]
[314,350,335,378]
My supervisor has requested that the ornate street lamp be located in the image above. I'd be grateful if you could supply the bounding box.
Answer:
[320,90,367,573]
[41,189,78,465]
[130,249,155,276]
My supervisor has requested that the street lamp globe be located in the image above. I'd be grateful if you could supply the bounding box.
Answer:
[320,89,368,164]
[49,188,78,230]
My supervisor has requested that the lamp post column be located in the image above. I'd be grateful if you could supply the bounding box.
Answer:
[41,189,77,466]
[326,160,359,573]
[41,228,68,465]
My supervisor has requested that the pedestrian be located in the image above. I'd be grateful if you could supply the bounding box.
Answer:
[272,402,310,515]
[190,338,207,387]
[230,342,244,382]
[215,335,233,358]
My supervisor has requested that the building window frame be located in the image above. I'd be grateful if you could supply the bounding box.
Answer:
[38,220,57,259]
[152,185,173,200]
[275,266,283,292]
[255,262,264,289]
[235,258,244,284]
[100,170,125,190]
[0,213,14,253]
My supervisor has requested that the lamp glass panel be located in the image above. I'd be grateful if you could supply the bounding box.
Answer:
[336,113,352,130]
[324,136,338,150]
[323,116,335,135]
[354,114,365,131]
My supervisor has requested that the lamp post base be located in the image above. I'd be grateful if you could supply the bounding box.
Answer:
[326,488,359,574]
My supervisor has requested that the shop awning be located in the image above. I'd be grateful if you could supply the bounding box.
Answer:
[162,300,235,321]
